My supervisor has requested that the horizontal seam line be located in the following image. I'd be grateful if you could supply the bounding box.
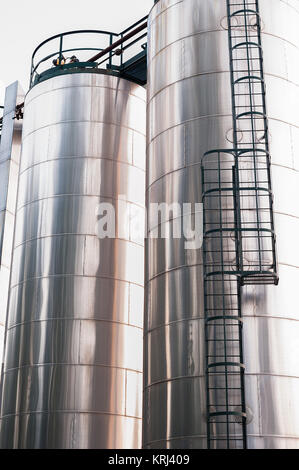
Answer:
[245,372,299,379]
[148,113,233,146]
[145,261,299,284]
[22,120,145,141]
[149,69,299,103]
[17,193,145,212]
[144,316,204,335]
[148,27,299,65]
[146,162,299,190]
[146,263,203,284]
[10,274,144,290]
[0,410,142,420]
[19,155,145,176]
[144,375,205,389]
[243,315,299,322]
[3,363,142,374]
[274,211,299,220]
[144,435,207,446]
[146,161,202,190]
[25,84,146,107]
[7,318,143,332]
[14,234,144,251]
[148,115,299,146]
[13,233,144,252]
[247,432,299,439]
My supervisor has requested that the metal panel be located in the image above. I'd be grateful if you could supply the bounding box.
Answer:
[0,412,142,449]
[23,83,145,138]
[145,265,204,332]
[3,412,141,449]
[144,319,205,385]
[7,276,131,328]
[242,264,299,321]
[143,377,207,446]
[21,122,134,171]
[0,81,24,371]
[17,158,145,208]
[243,317,299,377]
[1,365,127,416]
[148,73,232,140]
[0,72,146,449]
[145,437,207,449]
[14,197,144,249]
[145,0,299,449]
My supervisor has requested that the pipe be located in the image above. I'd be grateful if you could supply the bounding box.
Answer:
[87,21,147,62]
[0,102,24,126]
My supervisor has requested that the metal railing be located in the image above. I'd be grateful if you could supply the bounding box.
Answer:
[30,16,148,87]
[0,16,148,134]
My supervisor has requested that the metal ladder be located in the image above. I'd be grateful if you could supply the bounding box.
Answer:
[202,0,278,449]
[202,149,247,449]
[227,0,278,285]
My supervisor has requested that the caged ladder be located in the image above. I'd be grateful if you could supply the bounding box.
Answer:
[202,0,279,449]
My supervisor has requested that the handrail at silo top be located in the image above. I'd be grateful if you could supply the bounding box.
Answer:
[0,15,149,129]
[30,15,148,88]
[31,29,118,61]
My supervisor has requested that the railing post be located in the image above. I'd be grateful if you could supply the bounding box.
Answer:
[109,34,113,68]
[30,56,34,88]
[120,33,124,67]
[59,35,63,66]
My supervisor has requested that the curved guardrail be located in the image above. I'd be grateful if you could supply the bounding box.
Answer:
[30,16,148,87]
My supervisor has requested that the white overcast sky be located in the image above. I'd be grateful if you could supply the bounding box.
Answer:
[0,0,154,103]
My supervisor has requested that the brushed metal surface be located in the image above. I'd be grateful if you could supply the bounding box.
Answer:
[243,0,299,449]
[0,413,141,449]
[144,0,299,449]
[0,72,146,449]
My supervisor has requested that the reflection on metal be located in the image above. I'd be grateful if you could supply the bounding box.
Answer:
[144,0,299,450]
[0,82,24,373]
[144,0,233,449]
[0,73,146,448]
[203,0,279,449]
[0,0,298,451]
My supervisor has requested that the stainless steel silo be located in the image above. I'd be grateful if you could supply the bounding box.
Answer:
[0,72,146,448]
[242,0,299,449]
[144,0,299,449]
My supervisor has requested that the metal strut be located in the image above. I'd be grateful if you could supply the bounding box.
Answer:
[202,0,279,449]
[0,106,4,136]
[0,102,24,132]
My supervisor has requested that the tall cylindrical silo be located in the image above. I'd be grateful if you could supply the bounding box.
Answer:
[242,0,299,449]
[0,72,146,448]
[144,0,232,449]
[144,0,299,449]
